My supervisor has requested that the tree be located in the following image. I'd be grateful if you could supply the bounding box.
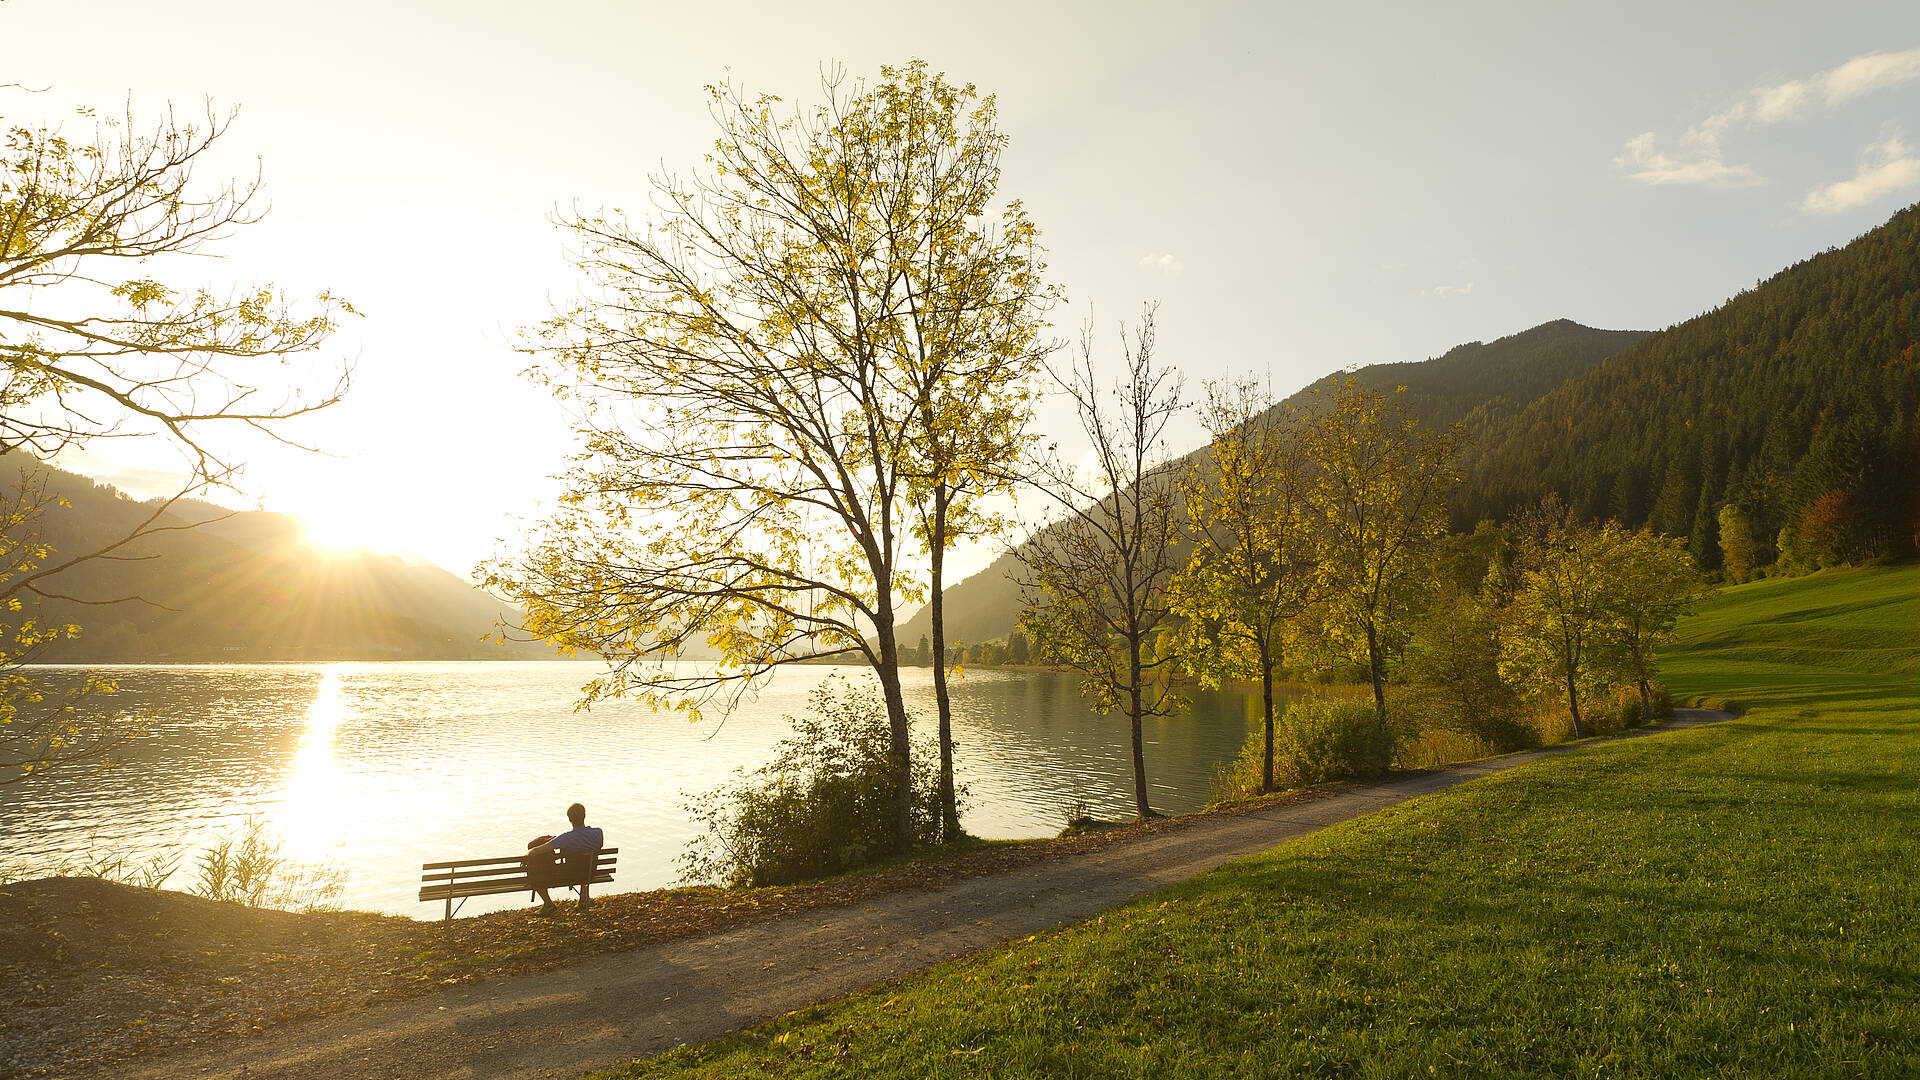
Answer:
[2,97,350,782]
[1795,490,1852,569]
[1717,504,1758,584]
[1500,500,1615,737]
[1007,628,1029,664]
[486,63,1036,855]
[1402,587,1533,751]
[1594,528,1703,724]
[1173,380,1318,793]
[1303,380,1460,734]
[1014,309,1186,821]
[885,60,1053,842]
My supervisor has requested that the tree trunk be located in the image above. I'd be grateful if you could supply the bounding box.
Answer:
[870,618,916,854]
[929,487,961,843]
[1129,638,1150,822]
[1636,676,1653,726]
[1365,620,1388,732]
[1259,636,1276,794]
[1563,661,1587,738]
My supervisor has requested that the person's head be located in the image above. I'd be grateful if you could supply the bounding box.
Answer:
[567,802,587,828]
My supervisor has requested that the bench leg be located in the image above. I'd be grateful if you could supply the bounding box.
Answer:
[445,895,453,933]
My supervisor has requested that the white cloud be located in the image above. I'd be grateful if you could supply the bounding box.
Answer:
[1749,80,1813,124]
[1714,48,1920,130]
[1821,49,1920,107]
[1614,130,1763,188]
[1803,134,1920,214]
[1137,253,1183,277]
[1617,46,1920,190]
[1427,282,1474,297]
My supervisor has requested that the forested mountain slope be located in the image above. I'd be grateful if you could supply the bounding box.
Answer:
[901,320,1648,647]
[6,459,547,661]
[1460,201,1919,568]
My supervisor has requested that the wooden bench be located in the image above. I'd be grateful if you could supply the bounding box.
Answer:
[418,847,618,929]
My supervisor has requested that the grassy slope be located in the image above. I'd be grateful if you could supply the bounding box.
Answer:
[606,566,1918,1079]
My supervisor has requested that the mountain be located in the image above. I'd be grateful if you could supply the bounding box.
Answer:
[1460,201,1919,568]
[5,458,550,661]
[900,319,1650,647]
[1288,319,1650,436]
[911,199,1920,644]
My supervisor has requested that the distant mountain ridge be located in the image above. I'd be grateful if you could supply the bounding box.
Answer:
[901,318,1649,647]
[8,458,548,662]
[1287,319,1650,435]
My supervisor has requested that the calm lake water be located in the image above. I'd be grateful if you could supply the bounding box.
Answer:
[0,662,1292,918]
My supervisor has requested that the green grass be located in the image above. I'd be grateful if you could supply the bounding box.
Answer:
[599,566,1919,1079]
[1663,564,1920,702]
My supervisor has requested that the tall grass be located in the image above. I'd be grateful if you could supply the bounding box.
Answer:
[0,830,184,889]
[1,815,345,912]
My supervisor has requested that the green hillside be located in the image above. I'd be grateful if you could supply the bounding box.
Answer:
[6,459,546,661]
[1662,564,1920,710]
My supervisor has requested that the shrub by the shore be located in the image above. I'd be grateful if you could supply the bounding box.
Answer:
[680,680,949,888]
[1212,695,1392,803]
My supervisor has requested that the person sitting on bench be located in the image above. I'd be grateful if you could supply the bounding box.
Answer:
[527,802,605,915]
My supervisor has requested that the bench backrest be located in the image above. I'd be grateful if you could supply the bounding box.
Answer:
[417,847,618,903]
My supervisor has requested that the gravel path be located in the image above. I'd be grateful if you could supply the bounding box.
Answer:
[91,710,1731,1080]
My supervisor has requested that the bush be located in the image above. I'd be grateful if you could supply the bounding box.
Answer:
[1393,688,1540,756]
[681,679,948,888]
[1280,696,1394,783]
[1207,735,1267,806]
[1212,696,1393,802]
[1598,681,1674,731]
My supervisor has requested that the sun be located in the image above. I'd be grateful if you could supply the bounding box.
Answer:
[297,506,396,557]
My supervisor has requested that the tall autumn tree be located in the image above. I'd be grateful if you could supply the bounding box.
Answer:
[886,64,1054,839]
[488,63,1040,854]
[1014,309,1186,822]
[2,97,350,781]
[1173,380,1318,793]
[1303,380,1460,732]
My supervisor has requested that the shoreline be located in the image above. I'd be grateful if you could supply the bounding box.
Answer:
[13,712,1734,1080]
[3,781,1348,1076]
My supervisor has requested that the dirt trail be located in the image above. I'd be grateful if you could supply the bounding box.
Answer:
[87,710,1731,1080]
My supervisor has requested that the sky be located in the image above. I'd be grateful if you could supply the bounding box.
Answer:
[7,0,1920,586]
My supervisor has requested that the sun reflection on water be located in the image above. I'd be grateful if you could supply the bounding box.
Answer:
[280,665,351,858]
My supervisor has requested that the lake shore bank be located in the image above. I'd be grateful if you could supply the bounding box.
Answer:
[2,781,1338,1077]
[6,712,1738,1080]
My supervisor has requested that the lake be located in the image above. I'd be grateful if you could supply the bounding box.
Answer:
[0,662,1290,918]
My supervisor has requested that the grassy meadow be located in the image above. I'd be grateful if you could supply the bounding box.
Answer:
[601,564,1918,1078]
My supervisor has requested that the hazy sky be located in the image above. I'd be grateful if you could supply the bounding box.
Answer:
[8,0,1919,583]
